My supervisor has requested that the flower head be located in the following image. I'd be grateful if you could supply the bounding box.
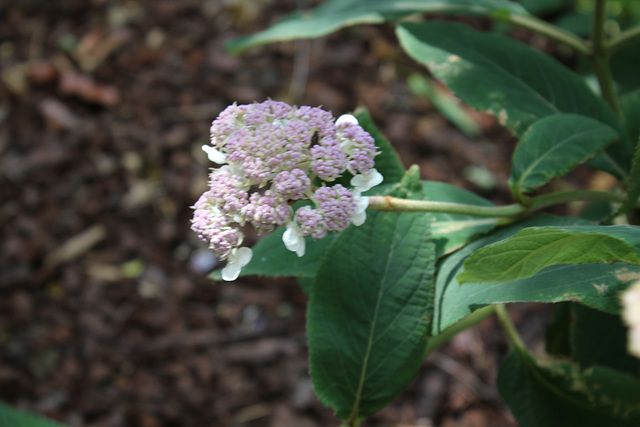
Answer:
[192,101,382,278]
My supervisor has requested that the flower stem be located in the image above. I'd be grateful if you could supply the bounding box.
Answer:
[495,304,527,354]
[504,14,590,56]
[608,24,640,53]
[590,0,623,118]
[367,197,524,217]
[367,189,628,218]
[423,305,496,358]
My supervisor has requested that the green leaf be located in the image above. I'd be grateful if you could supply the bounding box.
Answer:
[307,209,435,421]
[617,90,640,216]
[509,114,618,196]
[611,39,640,95]
[0,401,67,427]
[396,21,631,179]
[433,216,640,334]
[620,89,640,145]
[571,304,640,376]
[458,225,640,283]
[400,164,423,195]
[420,180,499,257]
[355,108,405,184]
[296,277,314,296]
[208,229,339,280]
[519,0,572,16]
[497,350,640,427]
[545,302,572,357]
[226,0,530,54]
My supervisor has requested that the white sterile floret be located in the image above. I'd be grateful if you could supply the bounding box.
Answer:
[221,247,253,281]
[283,221,306,257]
[351,191,369,226]
[622,281,640,357]
[202,145,227,164]
[351,168,383,193]
[335,114,359,127]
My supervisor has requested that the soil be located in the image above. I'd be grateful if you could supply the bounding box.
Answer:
[1,1,558,426]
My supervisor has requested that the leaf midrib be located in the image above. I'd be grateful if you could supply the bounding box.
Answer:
[348,217,399,421]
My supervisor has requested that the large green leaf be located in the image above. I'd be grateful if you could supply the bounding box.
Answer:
[0,401,67,427]
[420,181,499,257]
[226,0,530,54]
[458,225,640,283]
[571,304,640,376]
[396,21,631,179]
[432,216,640,334]
[509,114,618,196]
[498,350,640,427]
[307,208,435,421]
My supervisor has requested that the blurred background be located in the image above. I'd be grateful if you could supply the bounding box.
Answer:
[0,1,547,426]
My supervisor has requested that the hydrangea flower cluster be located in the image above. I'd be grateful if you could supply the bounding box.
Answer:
[191,100,382,281]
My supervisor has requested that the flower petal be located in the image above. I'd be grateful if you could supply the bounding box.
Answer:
[283,221,306,257]
[351,192,369,226]
[351,210,366,226]
[351,168,383,192]
[335,114,359,127]
[220,247,253,281]
[221,263,241,281]
[202,145,227,164]
[235,247,253,267]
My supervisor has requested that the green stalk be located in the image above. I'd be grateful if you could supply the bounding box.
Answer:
[529,189,626,210]
[367,197,525,217]
[608,24,640,53]
[367,189,628,218]
[423,305,496,358]
[504,14,590,56]
[590,0,623,118]
[495,304,527,354]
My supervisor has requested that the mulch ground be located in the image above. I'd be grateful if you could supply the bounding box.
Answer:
[1,1,565,426]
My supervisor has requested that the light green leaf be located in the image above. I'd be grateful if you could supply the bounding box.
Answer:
[498,350,640,427]
[0,401,67,427]
[509,114,618,196]
[433,216,640,334]
[226,0,530,54]
[396,21,631,179]
[458,225,640,283]
[308,208,435,421]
